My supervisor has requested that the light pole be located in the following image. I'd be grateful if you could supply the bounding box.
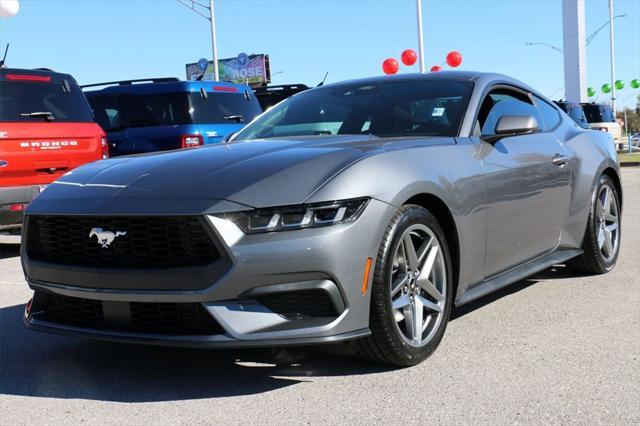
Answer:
[416,0,425,73]
[177,0,219,81]
[607,0,616,113]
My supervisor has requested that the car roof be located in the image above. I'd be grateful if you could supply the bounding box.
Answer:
[311,71,543,98]
[0,67,77,84]
[84,79,252,96]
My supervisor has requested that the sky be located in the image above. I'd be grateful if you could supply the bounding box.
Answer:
[1,0,639,110]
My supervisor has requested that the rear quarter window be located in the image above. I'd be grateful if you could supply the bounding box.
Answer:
[534,95,561,130]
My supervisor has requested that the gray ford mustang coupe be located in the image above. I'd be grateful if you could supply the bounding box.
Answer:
[21,72,621,366]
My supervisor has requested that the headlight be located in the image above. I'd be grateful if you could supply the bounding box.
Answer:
[216,198,369,234]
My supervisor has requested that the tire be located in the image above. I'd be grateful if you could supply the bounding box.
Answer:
[357,205,453,367]
[568,174,621,274]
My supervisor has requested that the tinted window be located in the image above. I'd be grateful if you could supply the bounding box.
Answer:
[124,93,191,128]
[189,92,262,124]
[478,90,542,136]
[88,95,124,131]
[534,95,561,130]
[0,81,93,122]
[582,104,615,123]
[234,80,473,141]
[555,102,589,129]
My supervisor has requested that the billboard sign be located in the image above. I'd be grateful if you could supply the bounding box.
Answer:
[186,54,270,87]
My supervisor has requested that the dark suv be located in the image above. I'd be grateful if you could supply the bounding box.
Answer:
[553,101,589,129]
[84,78,262,156]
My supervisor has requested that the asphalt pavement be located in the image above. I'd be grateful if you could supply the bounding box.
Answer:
[1,168,638,425]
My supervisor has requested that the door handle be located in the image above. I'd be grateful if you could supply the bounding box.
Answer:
[552,154,569,166]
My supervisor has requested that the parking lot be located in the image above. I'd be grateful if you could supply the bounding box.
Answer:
[0,168,638,425]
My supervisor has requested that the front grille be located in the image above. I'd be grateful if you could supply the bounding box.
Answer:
[45,292,104,327]
[256,289,338,319]
[27,215,220,269]
[130,301,223,335]
[40,294,223,336]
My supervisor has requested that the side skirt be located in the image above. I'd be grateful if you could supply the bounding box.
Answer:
[455,248,583,306]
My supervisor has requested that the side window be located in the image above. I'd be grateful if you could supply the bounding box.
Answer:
[89,95,123,131]
[477,89,542,136]
[534,95,561,130]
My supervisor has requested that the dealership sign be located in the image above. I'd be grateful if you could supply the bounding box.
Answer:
[186,53,271,87]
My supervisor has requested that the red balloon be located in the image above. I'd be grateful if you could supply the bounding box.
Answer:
[430,65,442,72]
[382,58,399,75]
[446,51,462,68]
[401,49,417,66]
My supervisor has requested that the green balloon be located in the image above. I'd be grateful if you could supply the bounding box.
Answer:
[615,80,624,90]
[602,83,612,94]
[631,79,640,89]
[587,87,596,97]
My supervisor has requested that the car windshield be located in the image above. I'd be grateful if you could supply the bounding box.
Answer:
[233,79,473,141]
[0,81,93,122]
[582,104,615,123]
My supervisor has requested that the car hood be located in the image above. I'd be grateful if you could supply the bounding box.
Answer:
[33,135,453,213]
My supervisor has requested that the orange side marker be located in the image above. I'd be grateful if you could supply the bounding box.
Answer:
[361,257,373,295]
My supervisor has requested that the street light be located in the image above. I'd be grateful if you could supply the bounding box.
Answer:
[525,13,627,54]
[177,0,219,81]
[587,13,626,45]
[525,42,564,53]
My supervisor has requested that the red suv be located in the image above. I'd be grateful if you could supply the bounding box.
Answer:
[0,68,108,243]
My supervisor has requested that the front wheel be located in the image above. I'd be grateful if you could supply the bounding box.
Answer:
[568,174,621,274]
[357,205,453,366]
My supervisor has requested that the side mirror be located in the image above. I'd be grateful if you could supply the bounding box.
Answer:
[482,115,539,143]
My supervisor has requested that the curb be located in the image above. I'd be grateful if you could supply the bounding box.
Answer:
[620,162,639,167]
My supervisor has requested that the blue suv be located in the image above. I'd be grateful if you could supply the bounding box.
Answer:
[83,78,262,156]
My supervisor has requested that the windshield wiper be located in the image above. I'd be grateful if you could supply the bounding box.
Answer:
[20,111,55,121]
[223,115,244,123]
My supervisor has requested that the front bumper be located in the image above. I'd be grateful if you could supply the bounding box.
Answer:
[23,198,396,347]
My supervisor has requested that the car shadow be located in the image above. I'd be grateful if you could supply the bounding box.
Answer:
[0,303,393,403]
[0,264,578,403]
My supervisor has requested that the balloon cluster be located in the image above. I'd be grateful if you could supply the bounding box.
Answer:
[382,49,463,75]
[587,78,640,97]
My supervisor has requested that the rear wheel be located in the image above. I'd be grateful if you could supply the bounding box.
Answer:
[358,205,453,366]
[568,175,621,274]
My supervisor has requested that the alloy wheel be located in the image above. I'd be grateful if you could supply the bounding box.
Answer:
[596,184,619,262]
[389,224,447,348]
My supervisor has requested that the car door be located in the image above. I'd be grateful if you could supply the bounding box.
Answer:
[473,86,572,278]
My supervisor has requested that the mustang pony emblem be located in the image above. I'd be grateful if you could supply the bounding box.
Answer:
[89,228,127,248]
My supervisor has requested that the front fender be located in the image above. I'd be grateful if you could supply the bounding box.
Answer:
[306,140,487,296]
